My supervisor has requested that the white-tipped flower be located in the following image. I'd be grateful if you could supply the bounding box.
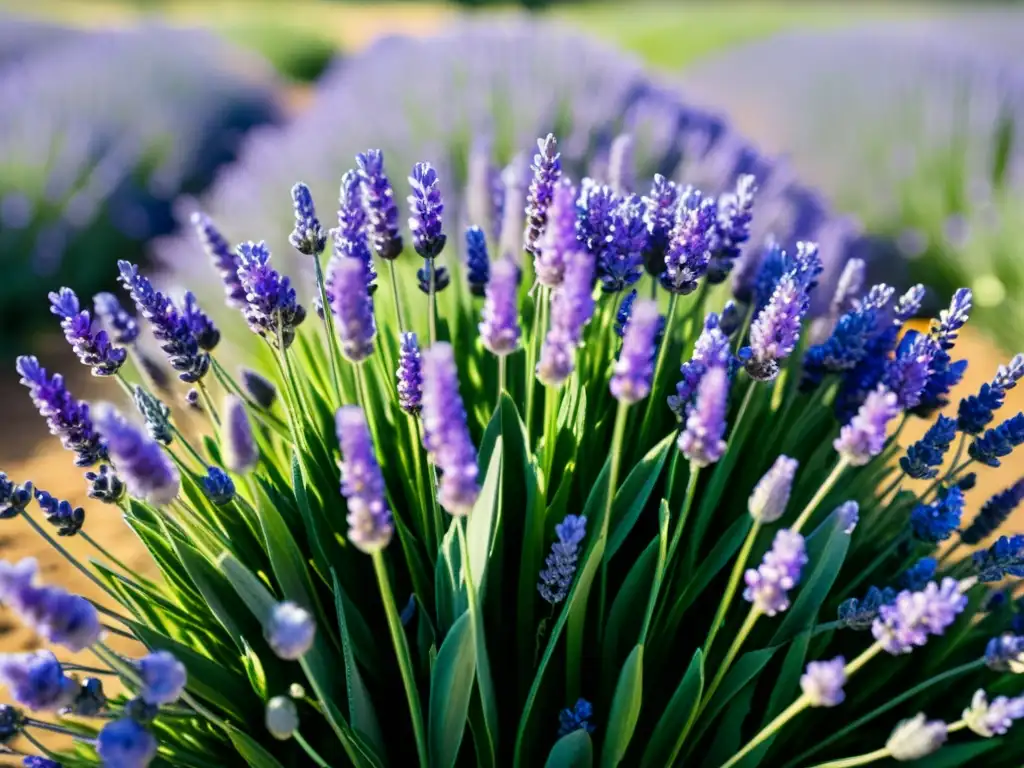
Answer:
[886,713,947,761]
[748,456,798,523]
[266,695,300,740]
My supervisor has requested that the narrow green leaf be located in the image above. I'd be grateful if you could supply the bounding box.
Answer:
[218,555,277,620]
[606,432,673,561]
[429,611,476,768]
[545,730,594,768]
[226,728,285,768]
[700,680,757,768]
[241,640,268,701]
[333,569,385,758]
[603,537,658,675]
[688,646,778,748]
[172,539,258,651]
[467,439,503,595]
[601,644,644,768]
[640,648,703,768]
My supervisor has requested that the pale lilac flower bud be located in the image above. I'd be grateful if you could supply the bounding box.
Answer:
[834,386,900,466]
[610,299,660,404]
[223,395,257,474]
[800,656,846,707]
[743,529,807,616]
[886,714,947,761]
[964,689,1024,738]
[266,602,315,660]
[94,403,179,506]
[336,407,393,554]
[679,365,729,467]
[479,258,521,356]
[749,456,798,523]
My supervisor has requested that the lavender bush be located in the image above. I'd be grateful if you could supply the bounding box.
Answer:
[682,20,1024,350]
[0,24,282,348]
[1,115,1024,765]
[154,20,876,362]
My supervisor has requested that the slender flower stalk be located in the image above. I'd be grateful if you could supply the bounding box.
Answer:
[523,133,562,257]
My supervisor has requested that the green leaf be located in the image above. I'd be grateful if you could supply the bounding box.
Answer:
[545,730,594,768]
[429,611,476,768]
[218,555,277,620]
[333,569,385,757]
[226,727,285,768]
[603,537,657,676]
[700,680,757,768]
[641,648,703,768]
[606,432,673,561]
[467,439,503,595]
[688,646,778,748]
[903,739,1002,768]
[241,640,268,700]
[600,644,644,768]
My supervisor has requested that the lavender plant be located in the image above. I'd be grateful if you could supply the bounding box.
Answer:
[3,126,1024,767]
[0,25,281,347]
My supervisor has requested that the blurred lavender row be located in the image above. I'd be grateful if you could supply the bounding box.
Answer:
[0,21,283,346]
[156,19,876,347]
[680,15,1024,342]
[0,13,80,67]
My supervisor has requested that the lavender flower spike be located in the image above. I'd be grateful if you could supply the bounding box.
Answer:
[524,133,562,257]
[480,258,521,356]
[235,242,307,350]
[964,690,1024,738]
[743,528,807,616]
[397,332,423,415]
[182,292,220,351]
[642,174,681,277]
[661,195,716,295]
[356,149,403,261]
[94,403,179,506]
[537,252,597,387]
[138,651,187,706]
[871,578,968,655]
[464,226,490,296]
[336,407,394,554]
[192,211,246,308]
[97,718,158,768]
[749,456,799,523]
[886,714,947,760]
[16,356,106,467]
[117,260,210,382]
[535,180,576,287]
[884,330,937,410]
[708,173,757,284]
[834,386,900,466]
[223,395,257,475]
[93,292,139,346]
[0,651,77,711]
[328,257,376,363]
[746,273,807,381]
[0,558,101,652]
[49,288,126,376]
[333,169,377,292]
[288,182,327,256]
[421,343,479,516]
[933,287,972,349]
[408,162,446,260]
[800,656,846,707]
[538,514,587,605]
[679,365,729,467]
[610,298,660,404]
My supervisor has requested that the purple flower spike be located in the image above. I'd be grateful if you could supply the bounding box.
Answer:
[746,272,808,381]
[16,355,106,467]
[661,195,716,295]
[668,313,730,417]
[422,343,479,516]
[535,180,577,287]
[465,226,490,297]
[538,514,587,604]
[223,395,257,475]
[611,298,660,403]
[235,241,307,350]
[288,182,326,256]
[94,403,179,506]
[357,149,403,261]
[743,528,807,616]
[328,257,376,363]
[834,386,900,466]
[49,288,126,376]
[871,577,968,654]
[598,195,647,293]
[608,133,634,195]
[336,406,393,554]
[678,365,729,467]
[964,690,1024,738]
[642,174,681,277]
[0,651,77,712]
[117,260,210,382]
[894,284,926,322]
[994,354,1024,391]
[97,718,157,768]
[480,258,521,356]
[397,332,424,415]
[181,292,220,351]
[708,174,756,284]
[524,133,562,257]
[333,170,377,292]
[933,288,972,349]
[749,455,799,523]
[800,656,846,707]
[192,211,246,309]
[138,651,186,706]
[537,252,597,387]
[884,330,937,409]
[266,602,316,660]
[0,558,101,652]
[93,292,139,346]
[408,162,446,260]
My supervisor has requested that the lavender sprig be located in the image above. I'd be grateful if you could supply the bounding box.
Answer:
[538,514,587,605]
[336,406,393,554]
[192,212,246,309]
[523,133,562,257]
[48,288,126,376]
[235,242,307,351]
[356,149,403,261]
[408,162,446,260]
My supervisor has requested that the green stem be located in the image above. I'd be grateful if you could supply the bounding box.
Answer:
[294,732,331,768]
[786,658,984,767]
[792,458,848,533]
[525,286,548,443]
[79,531,153,588]
[700,607,760,710]
[877,470,904,501]
[498,354,507,407]
[210,358,289,436]
[389,260,407,333]
[704,520,762,660]
[719,693,810,768]
[427,258,437,345]
[637,293,679,444]
[197,380,221,428]
[598,401,631,643]
[416,419,445,551]
[664,465,700,570]
[21,511,118,602]
[314,253,345,405]
[372,552,428,768]
[541,384,561,496]
[808,747,892,768]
